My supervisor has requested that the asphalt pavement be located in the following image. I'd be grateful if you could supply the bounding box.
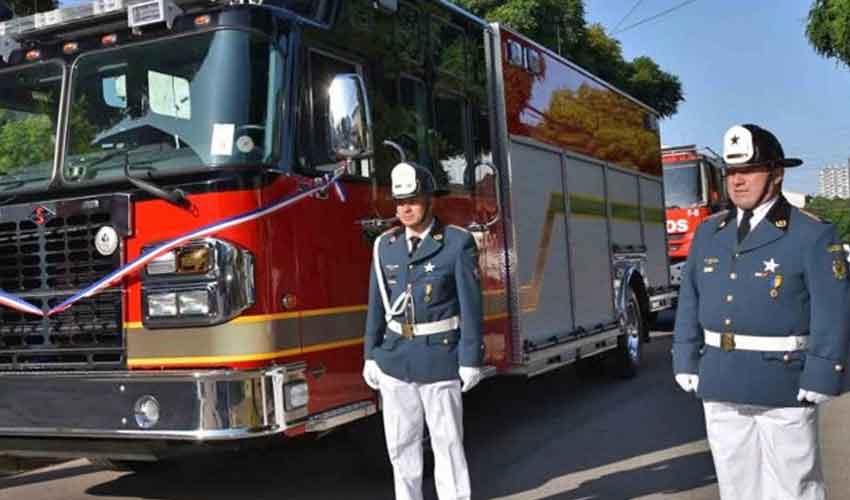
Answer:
[1,313,849,499]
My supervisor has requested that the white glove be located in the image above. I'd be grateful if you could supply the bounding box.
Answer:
[675,373,699,393]
[797,388,833,405]
[362,360,382,390]
[459,366,484,393]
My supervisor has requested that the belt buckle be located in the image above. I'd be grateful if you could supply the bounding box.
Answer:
[401,323,414,339]
[720,332,735,352]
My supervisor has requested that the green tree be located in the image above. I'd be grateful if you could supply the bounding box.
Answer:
[5,0,58,17]
[806,0,850,66]
[806,196,850,243]
[451,0,684,117]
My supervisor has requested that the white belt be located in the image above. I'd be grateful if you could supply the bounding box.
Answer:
[388,316,460,338]
[704,329,809,352]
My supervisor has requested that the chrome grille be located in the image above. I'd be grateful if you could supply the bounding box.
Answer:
[0,196,129,371]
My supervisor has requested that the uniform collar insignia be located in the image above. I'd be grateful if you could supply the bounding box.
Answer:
[431,218,445,242]
[715,210,734,231]
[765,196,791,232]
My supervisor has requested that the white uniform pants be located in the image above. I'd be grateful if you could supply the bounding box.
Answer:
[379,371,471,500]
[703,400,825,500]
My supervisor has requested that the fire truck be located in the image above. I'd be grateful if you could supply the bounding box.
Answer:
[0,0,676,466]
[661,145,727,284]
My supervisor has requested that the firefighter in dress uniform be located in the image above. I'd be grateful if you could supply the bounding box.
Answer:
[362,162,485,500]
[673,124,850,500]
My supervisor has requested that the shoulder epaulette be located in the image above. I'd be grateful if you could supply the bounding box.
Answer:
[446,224,470,235]
[706,210,730,221]
[798,208,825,223]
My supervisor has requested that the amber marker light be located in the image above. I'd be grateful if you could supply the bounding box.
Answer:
[25,49,41,61]
[62,42,79,55]
[194,15,211,26]
[101,34,118,46]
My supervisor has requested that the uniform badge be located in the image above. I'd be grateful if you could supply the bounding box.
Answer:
[769,274,783,299]
[433,233,443,241]
[774,219,787,228]
[424,283,433,303]
[704,257,719,264]
[827,244,844,253]
[834,258,847,280]
[703,266,714,273]
[762,258,780,273]
[424,262,435,273]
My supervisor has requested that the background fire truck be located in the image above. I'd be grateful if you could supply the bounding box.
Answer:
[661,145,727,284]
[0,0,675,467]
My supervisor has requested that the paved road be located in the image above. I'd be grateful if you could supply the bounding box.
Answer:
[2,315,849,499]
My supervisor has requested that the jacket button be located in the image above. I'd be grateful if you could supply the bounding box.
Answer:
[724,318,732,326]
[729,273,737,280]
[725,294,734,303]
[836,364,845,373]
[783,354,791,364]
[408,264,414,270]
[443,339,448,345]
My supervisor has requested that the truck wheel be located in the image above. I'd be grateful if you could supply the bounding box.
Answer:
[616,287,646,378]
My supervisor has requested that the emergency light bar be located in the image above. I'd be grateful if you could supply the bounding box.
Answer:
[0,0,186,61]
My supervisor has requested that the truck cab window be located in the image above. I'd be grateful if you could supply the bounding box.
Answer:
[432,93,469,191]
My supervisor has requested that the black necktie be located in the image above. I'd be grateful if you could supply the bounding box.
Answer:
[409,236,421,257]
[737,209,753,244]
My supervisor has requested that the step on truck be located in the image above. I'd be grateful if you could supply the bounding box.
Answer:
[0,0,676,465]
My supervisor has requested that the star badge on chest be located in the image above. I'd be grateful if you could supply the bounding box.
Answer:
[763,258,780,274]
[424,261,435,273]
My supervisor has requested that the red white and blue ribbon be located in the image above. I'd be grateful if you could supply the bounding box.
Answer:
[1,169,346,318]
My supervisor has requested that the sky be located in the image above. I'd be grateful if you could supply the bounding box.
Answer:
[585,0,850,195]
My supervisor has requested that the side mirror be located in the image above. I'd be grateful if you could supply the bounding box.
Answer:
[328,74,373,162]
[466,161,501,233]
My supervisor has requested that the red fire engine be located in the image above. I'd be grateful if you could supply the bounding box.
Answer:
[0,0,676,466]
[661,145,727,284]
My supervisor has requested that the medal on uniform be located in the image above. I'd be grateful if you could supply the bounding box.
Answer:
[424,261,435,273]
[424,283,433,303]
[763,258,780,274]
[769,274,783,299]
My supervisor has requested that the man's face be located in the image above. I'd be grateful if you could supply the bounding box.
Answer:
[395,195,430,228]
[726,164,783,210]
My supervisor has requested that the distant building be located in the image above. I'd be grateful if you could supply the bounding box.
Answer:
[819,164,850,199]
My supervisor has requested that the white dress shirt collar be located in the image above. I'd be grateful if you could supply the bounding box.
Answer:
[737,196,778,231]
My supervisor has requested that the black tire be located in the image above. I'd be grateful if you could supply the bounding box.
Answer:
[615,286,647,378]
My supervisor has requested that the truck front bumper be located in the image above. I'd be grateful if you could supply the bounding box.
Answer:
[0,365,308,442]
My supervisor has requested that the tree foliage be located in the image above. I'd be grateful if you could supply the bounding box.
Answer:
[806,196,850,243]
[806,0,850,66]
[451,0,684,117]
[5,0,58,17]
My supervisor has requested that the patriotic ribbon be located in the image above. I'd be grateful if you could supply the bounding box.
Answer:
[0,168,346,318]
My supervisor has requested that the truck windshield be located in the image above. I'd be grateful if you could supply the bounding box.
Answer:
[663,161,704,208]
[63,29,284,184]
[0,63,63,193]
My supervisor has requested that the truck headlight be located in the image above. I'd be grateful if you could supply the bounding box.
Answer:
[147,292,177,317]
[284,381,309,410]
[177,289,210,315]
[141,238,254,328]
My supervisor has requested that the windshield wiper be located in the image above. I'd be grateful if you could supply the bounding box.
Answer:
[122,157,190,210]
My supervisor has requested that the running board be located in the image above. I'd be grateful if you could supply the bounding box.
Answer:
[305,401,377,433]
[513,327,621,377]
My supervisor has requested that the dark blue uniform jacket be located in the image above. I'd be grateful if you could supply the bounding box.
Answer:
[673,196,850,406]
[364,218,485,383]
